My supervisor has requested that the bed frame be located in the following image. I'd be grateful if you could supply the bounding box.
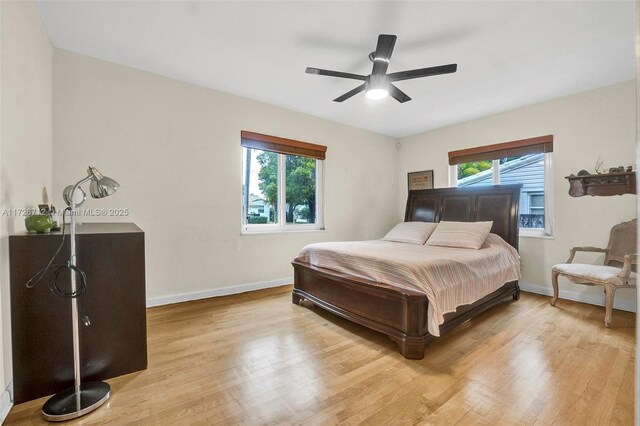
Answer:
[292,184,522,359]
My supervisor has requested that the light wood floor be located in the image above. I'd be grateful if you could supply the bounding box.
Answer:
[5,286,635,425]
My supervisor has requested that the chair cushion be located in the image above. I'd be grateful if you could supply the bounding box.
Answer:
[553,263,637,285]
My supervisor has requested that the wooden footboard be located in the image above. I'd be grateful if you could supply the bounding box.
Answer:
[292,260,519,359]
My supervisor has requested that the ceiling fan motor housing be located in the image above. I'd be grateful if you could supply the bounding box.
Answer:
[365,74,389,92]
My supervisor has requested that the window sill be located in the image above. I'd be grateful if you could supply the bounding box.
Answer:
[241,227,326,236]
[519,229,554,240]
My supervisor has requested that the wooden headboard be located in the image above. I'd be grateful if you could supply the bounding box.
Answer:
[405,184,522,250]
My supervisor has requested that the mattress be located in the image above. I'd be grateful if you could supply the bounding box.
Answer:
[294,233,521,336]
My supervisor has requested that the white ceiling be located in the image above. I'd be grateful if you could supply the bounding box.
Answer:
[36,1,635,138]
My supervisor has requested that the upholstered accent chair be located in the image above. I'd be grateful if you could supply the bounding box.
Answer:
[551,219,637,327]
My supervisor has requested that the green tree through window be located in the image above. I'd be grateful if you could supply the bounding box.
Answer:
[457,160,492,179]
[257,152,316,224]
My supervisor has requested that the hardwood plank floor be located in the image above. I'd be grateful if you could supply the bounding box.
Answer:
[5,286,635,425]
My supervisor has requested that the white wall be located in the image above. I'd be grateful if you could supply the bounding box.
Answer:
[0,0,53,410]
[397,81,637,309]
[52,49,399,301]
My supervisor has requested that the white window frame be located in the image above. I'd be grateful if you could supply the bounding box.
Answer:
[241,150,324,235]
[449,152,554,238]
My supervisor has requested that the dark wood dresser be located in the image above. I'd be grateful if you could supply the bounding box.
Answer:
[9,222,147,403]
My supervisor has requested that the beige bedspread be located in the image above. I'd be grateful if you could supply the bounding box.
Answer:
[294,234,521,336]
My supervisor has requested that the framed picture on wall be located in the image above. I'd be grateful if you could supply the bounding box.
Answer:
[408,170,434,191]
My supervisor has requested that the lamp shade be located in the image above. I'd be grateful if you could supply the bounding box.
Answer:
[88,167,119,199]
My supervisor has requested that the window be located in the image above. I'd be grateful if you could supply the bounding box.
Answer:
[529,193,544,212]
[456,160,495,187]
[449,135,554,237]
[241,131,325,233]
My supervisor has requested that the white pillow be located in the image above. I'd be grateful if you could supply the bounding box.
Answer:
[383,222,438,245]
[426,221,493,250]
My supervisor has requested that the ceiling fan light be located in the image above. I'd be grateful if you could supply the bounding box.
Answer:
[365,88,389,100]
[365,73,389,100]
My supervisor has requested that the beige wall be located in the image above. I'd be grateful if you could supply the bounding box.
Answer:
[0,7,635,410]
[53,50,637,309]
[397,81,637,309]
[52,49,399,301]
[634,0,639,421]
[0,0,53,398]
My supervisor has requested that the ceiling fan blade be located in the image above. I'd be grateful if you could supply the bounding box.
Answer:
[306,67,366,81]
[387,64,457,82]
[333,84,366,102]
[371,34,397,75]
[388,84,412,103]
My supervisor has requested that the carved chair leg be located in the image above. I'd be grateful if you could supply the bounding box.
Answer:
[604,284,616,328]
[550,270,560,306]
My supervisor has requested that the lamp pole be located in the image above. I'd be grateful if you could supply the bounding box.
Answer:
[69,176,91,404]
[41,170,114,422]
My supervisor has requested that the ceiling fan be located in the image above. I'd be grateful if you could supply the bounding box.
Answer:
[305,34,457,103]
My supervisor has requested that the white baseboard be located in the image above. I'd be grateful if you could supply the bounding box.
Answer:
[145,279,636,313]
[0,381,13,424]
[146,277,292,308]
[520,282,637,313]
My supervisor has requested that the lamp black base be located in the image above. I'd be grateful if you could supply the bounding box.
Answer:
[42,381,110,422]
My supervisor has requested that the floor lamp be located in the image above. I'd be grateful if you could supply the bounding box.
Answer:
[42,166,120,422]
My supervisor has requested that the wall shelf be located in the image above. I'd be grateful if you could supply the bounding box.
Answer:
[565,171,636,197]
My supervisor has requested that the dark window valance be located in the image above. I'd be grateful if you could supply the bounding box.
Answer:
[241,131,327,160]
[448,135,553,165]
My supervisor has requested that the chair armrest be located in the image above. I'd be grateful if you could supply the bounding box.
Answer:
[618,254,638,280]
[565,246,608,263]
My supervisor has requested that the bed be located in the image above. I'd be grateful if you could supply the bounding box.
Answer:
[291,184,522,359]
